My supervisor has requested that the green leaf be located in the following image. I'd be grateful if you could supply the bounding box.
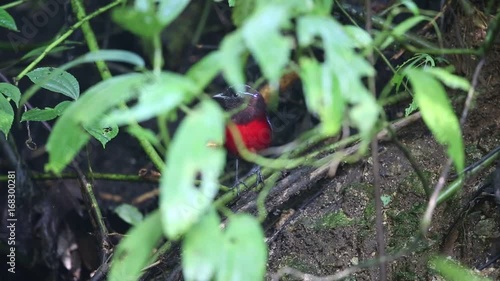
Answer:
[160,99,226,239]
[425,68,471,91]
[343,25,373,48]
[297,16,374,101]
[61,50,146,70]
[298,16,352,57]
[217,214,267,281]
[299,58,344,135]
[404,99,418,117]
[405,68,464,174]
[297,16,377,138]
[21,50,145,105]
[21,45,76,62]
[311,0,334,16]
[430,256,491,281]
[380,195,391,207]
[54,100,72,115]
[0,8,18,31]
[186,51,222,89]
[127,126,160,147]
[112,8,163,39]
[182,209,224,281]
[220,32,247,90]
[27,67,80,100]
[242,5,291,84]
[114,204,144,226]
[0,83,21,107]
[109,211,163,281]
[21,101,73,122]
[112,0,189,39]
[0,95,14,138]
[231,0,257,26]
[21,108,58,122]
[84,122,119,148]
[46,120,90,173]
[106,72,198,125]
[157,0,190,27]
[46,73,147,174]
[400,0,420,15]
[183,212,268,281]
[381,16,426,49]
[349,96,380,138]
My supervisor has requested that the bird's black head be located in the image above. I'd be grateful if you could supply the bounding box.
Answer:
[212,85,268,124]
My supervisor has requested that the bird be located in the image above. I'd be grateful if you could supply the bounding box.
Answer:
[212,85,272,186]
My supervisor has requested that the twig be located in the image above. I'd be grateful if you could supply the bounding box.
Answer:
[0,0,27,9]
[365,0,387,279]
[0,172,158,182]
[437,146,500,205]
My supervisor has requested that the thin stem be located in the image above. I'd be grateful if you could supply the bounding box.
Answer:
[191,0,212,46]
[256,172,280,222]
[0,172,157,182]
[153,34,163,76]
[71,0,112,80]
[365,0,387,279]
[157,113,171,151]
[0,0,26,9]
[83,180,111,262]
[135,125,166,170]
[437,146,500,205]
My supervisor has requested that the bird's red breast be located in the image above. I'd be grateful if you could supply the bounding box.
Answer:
[213,86,272,156]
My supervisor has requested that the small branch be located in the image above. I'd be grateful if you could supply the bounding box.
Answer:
[0,172,157,182]
[365,0,387,279]
[71,0,112,80]
[83,180,111,261]
[437,145,500,205]
[0,0,27,9]
[153,34,163,76]
[133,127,166,171]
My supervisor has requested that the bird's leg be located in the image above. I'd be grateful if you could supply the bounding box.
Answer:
[233,159,248,192]
[249,165,264,186]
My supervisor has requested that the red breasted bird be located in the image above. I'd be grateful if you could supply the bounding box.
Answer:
[213,86,272,186]
[213,85,272,157]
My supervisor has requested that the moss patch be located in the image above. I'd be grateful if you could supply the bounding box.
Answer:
[313,210,354,230]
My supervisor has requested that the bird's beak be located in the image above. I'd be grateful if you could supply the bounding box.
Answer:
[212,93,225,100]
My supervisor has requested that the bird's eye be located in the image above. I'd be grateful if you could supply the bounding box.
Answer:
[224,87,238,97]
